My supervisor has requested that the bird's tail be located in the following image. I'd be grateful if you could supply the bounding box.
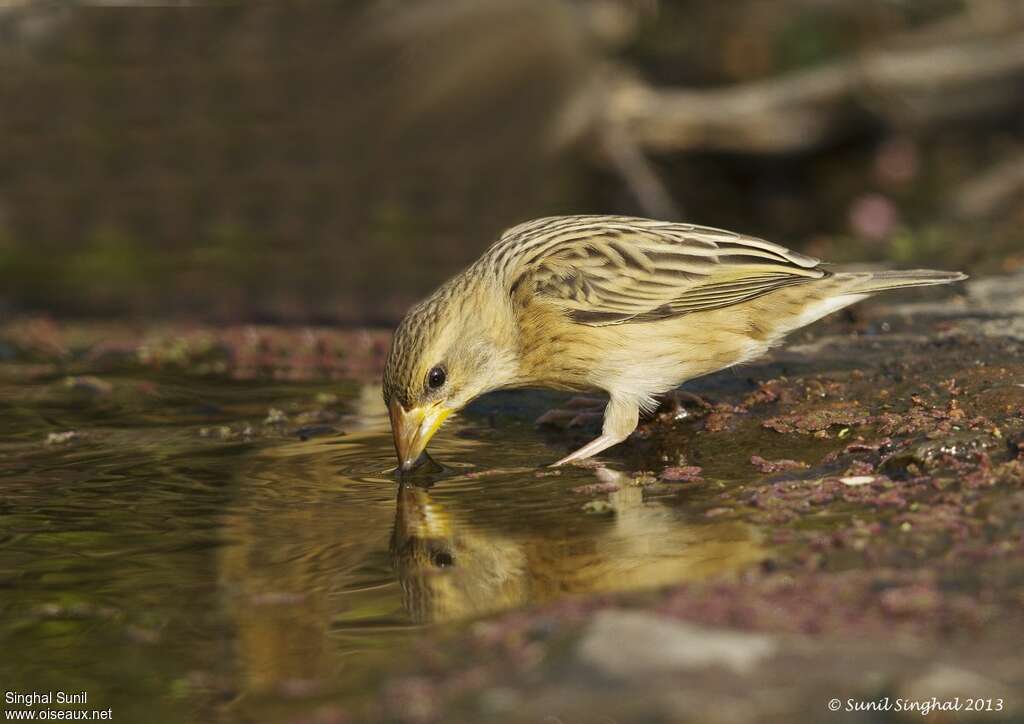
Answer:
[836,269,968,295]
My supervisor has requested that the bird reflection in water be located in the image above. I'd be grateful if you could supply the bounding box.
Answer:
[390,472,764,624]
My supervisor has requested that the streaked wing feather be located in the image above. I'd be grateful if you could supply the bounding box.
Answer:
[502,216,825,326]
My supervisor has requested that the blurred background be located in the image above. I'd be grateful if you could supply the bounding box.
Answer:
[2,0,1023,325]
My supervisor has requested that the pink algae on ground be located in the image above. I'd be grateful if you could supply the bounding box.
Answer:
[750,455,809,473]
[660,465,704,483]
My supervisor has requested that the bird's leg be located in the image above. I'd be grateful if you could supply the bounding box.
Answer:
[535,395,606,430]
[552,396,639,466]
[664,388,710,409]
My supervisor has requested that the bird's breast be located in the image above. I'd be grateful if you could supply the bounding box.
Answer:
[512,305,603,391]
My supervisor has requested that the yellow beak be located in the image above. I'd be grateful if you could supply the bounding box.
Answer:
[388,398,452,471]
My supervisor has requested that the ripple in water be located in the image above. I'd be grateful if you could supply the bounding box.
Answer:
[1,374,766,718]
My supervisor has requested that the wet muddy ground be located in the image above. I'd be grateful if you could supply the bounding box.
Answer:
[2,274,1024,722]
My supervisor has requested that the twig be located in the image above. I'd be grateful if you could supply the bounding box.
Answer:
[607,31,1024,154]
[598,122,682,220]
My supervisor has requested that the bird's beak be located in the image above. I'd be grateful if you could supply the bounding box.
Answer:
[388,398,452,471]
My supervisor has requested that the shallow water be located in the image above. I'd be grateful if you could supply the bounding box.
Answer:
[0,366,788,720]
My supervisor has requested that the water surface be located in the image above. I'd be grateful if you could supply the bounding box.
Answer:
[0,365,769,720]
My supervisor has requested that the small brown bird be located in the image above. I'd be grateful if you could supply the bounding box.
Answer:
[383,215,965,470]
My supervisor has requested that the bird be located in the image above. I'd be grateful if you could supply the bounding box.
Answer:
[382,215,966,471]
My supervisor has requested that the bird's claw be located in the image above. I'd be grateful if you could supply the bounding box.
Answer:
[536,396,606,431]
[657,389,712,421]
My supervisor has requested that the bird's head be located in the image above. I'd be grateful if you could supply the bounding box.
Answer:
[383,281,518,471]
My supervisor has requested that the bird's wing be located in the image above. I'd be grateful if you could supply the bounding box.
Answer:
[500,216,827,326]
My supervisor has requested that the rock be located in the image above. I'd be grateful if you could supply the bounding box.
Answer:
[264,407,288,425]
[913,432,1000,464]
[878,584,940,616]
[952,317,1024,341]
[572,482,620,495]
[1008,430,1024,459]
[840,475,875,486]
[577,610,777,678]
[967,273,1024,314]
[751,455,809,473]
[45,430,80,445]
[64,375,113,396]
[199,424,253,441]
[661,465,703,482]
[881,432,1001,477]
[971,385,1024,418]
[899,665,1018,717]
[763,403,868,435]
[295,424,340,441]
[294,407,341,424]
[315,392,340,405]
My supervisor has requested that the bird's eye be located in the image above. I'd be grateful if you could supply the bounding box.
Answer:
[432,551,454,568]
[427,366,446,390]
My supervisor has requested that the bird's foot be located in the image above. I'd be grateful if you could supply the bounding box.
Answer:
[655,389,712,421]
[535,395,606,431]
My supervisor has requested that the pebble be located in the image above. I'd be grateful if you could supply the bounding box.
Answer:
[45,431,81,445]
[578,610,777,677]
[64,375,113,396]
[295,424,339,441]
[661,465,703,482]
[264,407,288,425]
[840,475,875,486]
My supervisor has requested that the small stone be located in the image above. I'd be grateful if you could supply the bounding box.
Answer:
[840,475,875,486]
[578,610,776,677]
[45,431,80,445]
[295,424,339,441]
[264,408,288,425]
[294,407,341,425]
[582,500,613,514]
[200,425,238,440]
[661,465,703,482]
[632,472,659,486]
[572,482,620,495]
[750,455,808,473]
[64,375,113,396]
[879,584,940,616]
[464,469,505,479]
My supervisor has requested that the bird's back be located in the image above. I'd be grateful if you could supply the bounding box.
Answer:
[487,215,963,398]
